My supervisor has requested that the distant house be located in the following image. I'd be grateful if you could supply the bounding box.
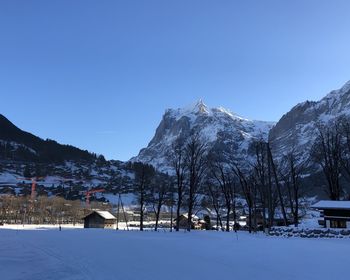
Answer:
[221,213,247,228]
[174,214,206,230]
[311,200,350,229]
[83,210,117,229]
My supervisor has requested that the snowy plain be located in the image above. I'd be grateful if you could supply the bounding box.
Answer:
[0,227,349,280]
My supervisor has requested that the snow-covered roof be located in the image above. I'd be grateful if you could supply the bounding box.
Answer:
[94,211,116,220]
[179,214,199,220]
[311,200,350,210]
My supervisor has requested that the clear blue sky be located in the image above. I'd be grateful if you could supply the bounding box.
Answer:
[1,0,350,161]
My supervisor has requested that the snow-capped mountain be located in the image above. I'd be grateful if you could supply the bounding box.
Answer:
[269,80,350,160]
[132,100,275,171]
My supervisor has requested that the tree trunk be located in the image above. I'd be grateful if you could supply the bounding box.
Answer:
[154,199,162,231]
[176,191,182,232]
[226,206,231,232]
[170,202,173,232]
[140,185,144,231]
[268,143,288,226]
[248,205,252,234]
[267,151,274,228]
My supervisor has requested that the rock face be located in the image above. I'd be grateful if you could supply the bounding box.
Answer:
[269,80,350,160]
[133,80,350,173]
[132,100,275,171]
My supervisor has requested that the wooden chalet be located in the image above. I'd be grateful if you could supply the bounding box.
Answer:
[311,200,350,229]
[83,210,117,229]
[174,214,206,230]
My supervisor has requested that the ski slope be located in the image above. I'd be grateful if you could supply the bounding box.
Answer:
[0,228,349,280]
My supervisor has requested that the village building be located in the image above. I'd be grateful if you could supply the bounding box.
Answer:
[83,210,117,229]
[311,200,350,229]
[221,213,247,228]
[174,214,206,230]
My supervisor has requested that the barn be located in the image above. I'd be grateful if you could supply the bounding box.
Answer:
[311,200,350,229]
[83,210,117,229]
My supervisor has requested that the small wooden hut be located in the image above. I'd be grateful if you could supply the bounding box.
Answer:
[83,210,117,229]
[311,200,350,229]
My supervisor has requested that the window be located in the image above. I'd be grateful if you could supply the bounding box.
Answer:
[330,220,347,228]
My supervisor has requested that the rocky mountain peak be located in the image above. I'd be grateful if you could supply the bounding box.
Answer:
[194,99,208,114]
[132,101,274,171]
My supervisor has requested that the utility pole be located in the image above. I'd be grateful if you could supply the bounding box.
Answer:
[119,194,129,231]
[116,194,121,230]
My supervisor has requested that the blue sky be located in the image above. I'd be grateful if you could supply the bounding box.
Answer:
[1,0,350,160]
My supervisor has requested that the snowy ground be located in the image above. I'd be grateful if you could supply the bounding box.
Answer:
[0,224,84,230]
[0,228,349,280]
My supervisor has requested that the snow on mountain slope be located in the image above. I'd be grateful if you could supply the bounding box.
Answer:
[132,100,275,171]
[0,114,138,201]
[0,159,136,202]
[269,80,350,160]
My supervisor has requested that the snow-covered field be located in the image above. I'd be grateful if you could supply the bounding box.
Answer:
[0,228,349,280]
[0,224,84,231]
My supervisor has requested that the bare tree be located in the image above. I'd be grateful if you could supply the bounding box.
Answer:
[337,117,350,187]
[164,185,175,232]
[251,140,269,230]
[206,181,223,230]
[232,162,255,233]
[312,123,342,200]
[184,132,207,231]
[267,142,288,226]
[209,157,235,232]
[0,194,90,226]
[250,140,280,229]
[280,150,306,227]
[171,137,187,231]
[132,162,156,231]
[150,174,170,231]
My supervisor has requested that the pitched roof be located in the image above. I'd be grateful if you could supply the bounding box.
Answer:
[311,200,350,210]
[84,210,116,220]
[177,214,199,220]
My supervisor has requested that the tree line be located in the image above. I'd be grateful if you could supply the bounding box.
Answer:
[311,116,350,201]
[0,195,112,225]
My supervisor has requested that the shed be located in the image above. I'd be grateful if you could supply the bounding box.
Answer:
[311,200,350,229]
[83,210,117,229]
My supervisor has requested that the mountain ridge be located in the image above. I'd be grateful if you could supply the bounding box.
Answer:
[269,79,350,160]
[0,114,96,163]
[132,101,275,171]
